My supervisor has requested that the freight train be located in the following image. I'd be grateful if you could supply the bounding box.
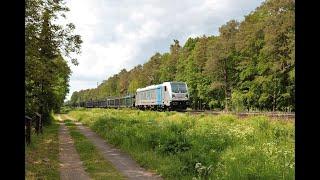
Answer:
[78,81,190,111]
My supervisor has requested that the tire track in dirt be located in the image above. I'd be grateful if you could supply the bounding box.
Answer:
[58,123,91,180]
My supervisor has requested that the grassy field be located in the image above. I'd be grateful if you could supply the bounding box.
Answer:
[25,120,60,180]
[67,108,295,180]
[64,119,125,179]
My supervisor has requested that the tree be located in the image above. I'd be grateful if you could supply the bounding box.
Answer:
[118,69,129,95]
[142,53,162,85]
[159,40,181,82]
[25,0,82,123]
[205,20,240,111]
[234,0,295,111]
[176,37,199,82]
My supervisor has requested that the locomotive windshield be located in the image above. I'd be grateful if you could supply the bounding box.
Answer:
[170,82,187,93]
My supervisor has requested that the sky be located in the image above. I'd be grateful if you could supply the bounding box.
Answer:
[62,0,265,101]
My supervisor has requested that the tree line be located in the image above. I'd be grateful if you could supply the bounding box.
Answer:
[70,0,294,112]
[26,0,82,123]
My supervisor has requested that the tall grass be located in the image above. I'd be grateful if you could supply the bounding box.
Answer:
[25,120,60,179]
[68,108,294,179]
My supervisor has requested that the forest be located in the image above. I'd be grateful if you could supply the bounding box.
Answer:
[25,0,82,123]
[69,0,294,112]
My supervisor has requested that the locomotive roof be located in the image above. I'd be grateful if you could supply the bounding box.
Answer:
[136,81,187,92]
[136,84,163,92]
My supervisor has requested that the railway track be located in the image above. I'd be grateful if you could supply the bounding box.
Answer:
[179,110,295,120]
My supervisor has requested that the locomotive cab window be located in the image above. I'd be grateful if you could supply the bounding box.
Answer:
[164,86,167,91]
[170,82,187,93]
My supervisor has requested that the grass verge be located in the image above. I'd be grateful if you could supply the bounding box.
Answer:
[64,120,125,180]
[68,108,295,179]
[25,120,60,180]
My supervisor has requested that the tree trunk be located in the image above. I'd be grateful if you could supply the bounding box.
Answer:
[272,88,276,112]
[223,59,229,112]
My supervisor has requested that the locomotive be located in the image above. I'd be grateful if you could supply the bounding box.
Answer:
[78,81,190,111]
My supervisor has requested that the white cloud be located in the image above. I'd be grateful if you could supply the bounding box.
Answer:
[62,0,265,100]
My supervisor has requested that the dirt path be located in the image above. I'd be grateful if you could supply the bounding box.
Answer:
[58,123,91,180]
[63,114,76,121]
[56,114,63,121]
[74,122,163,180]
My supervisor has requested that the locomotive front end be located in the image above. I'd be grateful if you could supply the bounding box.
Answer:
[168,82,190,110]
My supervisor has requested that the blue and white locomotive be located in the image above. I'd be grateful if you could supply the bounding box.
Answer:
[80,81,190,111]
[135,81,190,110]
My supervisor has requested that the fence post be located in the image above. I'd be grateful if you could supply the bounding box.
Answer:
[39,113,43,134]
[25,116,32,145]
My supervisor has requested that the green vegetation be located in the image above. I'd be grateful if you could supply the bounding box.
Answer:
[64,120,125,179]
[25,121,60,179]
[70,0,295,112]
[60,105,74,114]
[68,108,294,179]
[26,0,82,123]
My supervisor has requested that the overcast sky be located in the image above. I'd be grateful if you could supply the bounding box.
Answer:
[62,0,265,101]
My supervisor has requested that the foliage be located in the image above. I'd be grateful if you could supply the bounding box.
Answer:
[68,108,295,179]
[70,0,295,112]
[193,162,213,180]
[26,0,82,123]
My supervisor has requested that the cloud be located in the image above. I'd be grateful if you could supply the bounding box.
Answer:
[62,0,265,100]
